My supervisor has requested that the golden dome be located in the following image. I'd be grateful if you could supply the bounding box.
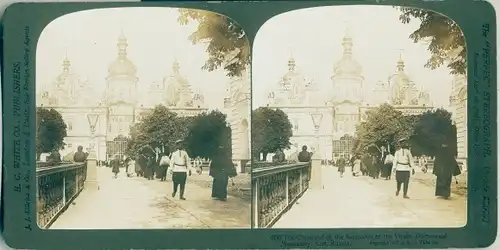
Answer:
[108,58,137,76]
[333,34,362,76]
[280,56,304,90]
[108,32,137,77]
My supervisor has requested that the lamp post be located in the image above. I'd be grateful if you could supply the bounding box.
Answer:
[85,113,100,191]
[310,109,324,189]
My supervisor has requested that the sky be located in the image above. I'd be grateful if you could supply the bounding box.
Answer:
[36,7,231,111]
[252,5,462,109]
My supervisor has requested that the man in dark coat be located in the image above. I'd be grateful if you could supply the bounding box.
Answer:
[336,157,346,178]
[73,146,87,162]
[361,153,371,176]
[298,145,311,162]
[298,145,312,180]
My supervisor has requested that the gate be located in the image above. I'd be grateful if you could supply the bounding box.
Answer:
[106,135,128,161]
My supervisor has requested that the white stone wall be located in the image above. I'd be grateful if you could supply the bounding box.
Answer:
[455,98,467,160]
[227,69,251,171]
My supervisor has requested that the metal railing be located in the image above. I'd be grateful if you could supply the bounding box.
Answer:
[251,162,311,228]
[36,162,87,229]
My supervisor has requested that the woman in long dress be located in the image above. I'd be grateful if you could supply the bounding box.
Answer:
[110,155,120,179]
[433,143,461,199]
[158,153,170,181]
[126,157,135,177]
[352,155,362,176]
[135,155,144,177]
[383,152,394,180]
[210,146,233,201]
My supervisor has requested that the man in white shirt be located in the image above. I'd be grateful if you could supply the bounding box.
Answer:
[169,139,192,200]
[392,139,415,199]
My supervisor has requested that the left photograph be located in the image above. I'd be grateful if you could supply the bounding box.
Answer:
[35,7,251,229]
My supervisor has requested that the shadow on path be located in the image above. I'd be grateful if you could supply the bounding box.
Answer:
[272,166,466,229]
[49,168,250,229]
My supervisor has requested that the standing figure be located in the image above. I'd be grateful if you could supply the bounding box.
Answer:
[140,147,155,180]
[361,153,371,176]
[126,157,135,177]
[145,153,155,180]
[158,153,170,181]
[110,155,120,179]
[336,157,346,178]
[298,145,312,180]
[371,154,382,179]
[433,143,461,199]
[210,145,235,201]
[48,149,62,164]
[352,155,362,176]
[169,139,193,200]
[135,154,144,177]
[73,146,87,163]
[419,156,428,173]
[273,149,285,163]
[195,157,203,174]
[350,155,356,174]
[383,151,394,180]
[392,139,415,199]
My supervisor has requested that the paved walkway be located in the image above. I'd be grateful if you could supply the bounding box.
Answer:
[272,166,467,228]
[50,167,250,229]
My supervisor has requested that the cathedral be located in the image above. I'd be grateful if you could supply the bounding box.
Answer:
[265,29,434,160]
[37,32,251,171]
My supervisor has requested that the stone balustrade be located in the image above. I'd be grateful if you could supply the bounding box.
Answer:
[251,161,311,228]
[36,162,87,228]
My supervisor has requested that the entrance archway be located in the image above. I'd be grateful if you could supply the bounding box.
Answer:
[106,135,128,161]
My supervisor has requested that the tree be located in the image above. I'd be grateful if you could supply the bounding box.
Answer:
[354,104,405,154]
[127,105,185,156]
[178,9,250,77]
[397,7,466,75]
[184,110,231,160]
[412,108,455,157]
[252,107,293,161]
[36,108,67,158]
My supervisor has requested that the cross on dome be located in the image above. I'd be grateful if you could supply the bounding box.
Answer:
[172,58,181,73]
[397,49,405,72]
[117,29,128,58]
[342,21,353,56]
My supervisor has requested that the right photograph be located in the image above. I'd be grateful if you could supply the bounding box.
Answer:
[251,5,467,229]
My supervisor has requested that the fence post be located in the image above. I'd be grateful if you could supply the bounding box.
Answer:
[62,173,66,205]
[285,171,289,205]
[299,168,303,193]
[252,178,259,228]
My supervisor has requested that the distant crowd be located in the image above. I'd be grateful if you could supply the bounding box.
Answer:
[40,140,238,202]
[332,139,462,200]
[267,138,462,200]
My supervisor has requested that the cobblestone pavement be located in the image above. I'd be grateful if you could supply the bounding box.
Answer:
[272,166,467,228]
[50,167,251,229]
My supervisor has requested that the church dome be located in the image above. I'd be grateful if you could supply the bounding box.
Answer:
[108,33,137,77]
[332,33,362,77]
[333,59,362,76]
[280,57,303,90]
[164,60,195,107]
[108,58,137,76]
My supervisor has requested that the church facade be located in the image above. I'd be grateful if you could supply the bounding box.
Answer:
[265,30,434,160]
[37,33,249,167]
